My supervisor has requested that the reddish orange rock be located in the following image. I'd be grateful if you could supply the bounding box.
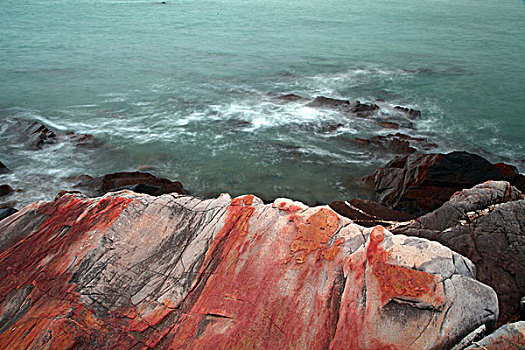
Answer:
[0,192,498,349]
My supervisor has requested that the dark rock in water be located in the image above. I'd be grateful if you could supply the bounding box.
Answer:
[0,185,14,197]
[13,120,57,149]
[73,171,185,197]
[365,151,525,215]
[0,208,18,221]
[306,96,354,110]
[393,181,524,326]
[0,192,498,348]
[353,133,437,155]
[394,106,422,119]
[274,93,306,103]
[0,161,10,174]
[330,198,416,227]
[350,101,379,118]
[464,321,525,349]
[64,131,103,148]
[8,118,103,150]
[319,123,344,133]
[378,121,400,129]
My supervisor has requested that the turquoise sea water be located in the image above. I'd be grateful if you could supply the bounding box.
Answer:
[1,0,524,206]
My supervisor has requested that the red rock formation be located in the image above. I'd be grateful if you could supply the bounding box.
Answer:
[366,151,525,215]
[393,181,525,326]
[0,192,498,349]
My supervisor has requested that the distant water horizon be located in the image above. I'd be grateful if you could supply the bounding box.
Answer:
[1,0,524,207]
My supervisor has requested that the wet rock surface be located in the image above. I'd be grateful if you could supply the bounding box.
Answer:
[329,198,416,227]
[0,162,10,175]
[71,171,186,197]
[353,132,438,155]
[366,151,525,215]
[465,321,525,349]
[0,185,14,198]
[0,192,497,349]
[393,181,525,326]
[7,118,103,150]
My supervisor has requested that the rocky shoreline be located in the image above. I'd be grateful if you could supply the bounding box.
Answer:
[1,97,524,348]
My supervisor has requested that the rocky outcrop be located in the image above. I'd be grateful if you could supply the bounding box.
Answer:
[353,133,438,155]
[0,192,497,349]
[465,321,525,349]
[394,106,422,119]
[70,171,186,197]
[7,118,102,150]
[365,151,525,215]
[0,162,10,175]
[306,96,379,117]
[393,181,525,325]
[329,198,416,227]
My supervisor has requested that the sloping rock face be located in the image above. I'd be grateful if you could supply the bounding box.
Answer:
[0,192,497,349]
[465,321,525,349]
[0,161,10,174]
[366,151,525,215]
[71,171,185,197]
[329,198,416,227]
[393,181,524,326]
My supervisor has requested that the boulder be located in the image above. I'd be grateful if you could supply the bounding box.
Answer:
[353,133,438,155]
[72,171,185,197]
[393,181,525,325]
[0,162,10,174]
[465,321,525,349]
[329,198,416,227]
[0,185,14,198]
[365,151,525,215]
[0,192,497,349]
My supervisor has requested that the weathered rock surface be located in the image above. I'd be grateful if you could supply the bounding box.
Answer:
[329,198,416,227]
[0,162,10,174]
[393,181,525,325]
[71,171,185,197]
[353,133,438,155]
[366,151,525,215]
[0,185,14,198]
[0,191,497,349]
[465,321,525,349]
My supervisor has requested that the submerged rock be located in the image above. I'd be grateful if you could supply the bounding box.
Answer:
[329,198,416,227]
[7,118,102,150]
[71,171,185,197]
[353,132,438,155]
[0,192,497,349]
[393,181,525,326]
[394,106,422,119]
[465,321,525,349]
[274,93,307,103]
[0,161,10,174]
[365,151,525,215]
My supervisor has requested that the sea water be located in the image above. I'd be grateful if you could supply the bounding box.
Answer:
[1,0,524,206]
